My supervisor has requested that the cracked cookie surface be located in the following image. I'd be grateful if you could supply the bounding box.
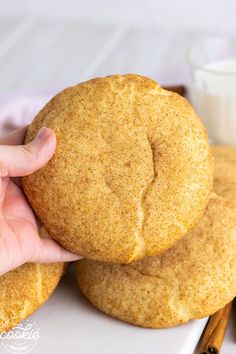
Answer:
[23,74,213,263]
[76,145,236,327]
[0,227,64,332]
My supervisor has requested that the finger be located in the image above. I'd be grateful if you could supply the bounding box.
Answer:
[30,238,82,263]
[0,126,28,186]
[0,125,29,146]
[0,126,29,186]
[0,127,56,177]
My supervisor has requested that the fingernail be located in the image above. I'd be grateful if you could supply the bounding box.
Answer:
[36,127,52,141]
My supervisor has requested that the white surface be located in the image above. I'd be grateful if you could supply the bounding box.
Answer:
[0,19,193,93]
[0,16,235,353]
[1,0,236,32]
[0,268,208,354]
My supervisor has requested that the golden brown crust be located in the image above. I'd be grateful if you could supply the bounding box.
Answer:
[76,146,236,328]
[0,228,64,332]
[23,74,213,263]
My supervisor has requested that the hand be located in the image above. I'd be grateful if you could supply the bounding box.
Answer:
[0,126,81,276]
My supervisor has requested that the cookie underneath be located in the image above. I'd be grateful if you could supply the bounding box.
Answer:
[0,228,65,332]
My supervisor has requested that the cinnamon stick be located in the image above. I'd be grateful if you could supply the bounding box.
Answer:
[163,85,186,97]
[197,301,232,354]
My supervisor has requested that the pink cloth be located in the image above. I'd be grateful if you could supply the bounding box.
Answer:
[0,94,52,138]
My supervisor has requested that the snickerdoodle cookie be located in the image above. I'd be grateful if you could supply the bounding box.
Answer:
[0,228,65,332]
[23,74,213,263]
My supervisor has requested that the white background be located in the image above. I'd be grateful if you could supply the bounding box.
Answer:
[1,0,236,93]
[0,0,236,31]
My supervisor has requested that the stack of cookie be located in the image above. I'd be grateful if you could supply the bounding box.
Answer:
[1,74,235,331]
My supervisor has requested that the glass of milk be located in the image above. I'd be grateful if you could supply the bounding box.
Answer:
[188,37,236,146]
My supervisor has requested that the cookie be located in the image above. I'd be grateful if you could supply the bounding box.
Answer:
[0,228,65,332]
[23,74,213,263]
[76,146,236,327]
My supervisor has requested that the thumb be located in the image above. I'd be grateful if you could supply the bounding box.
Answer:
[0,127,56,177]
[30,238,82,263]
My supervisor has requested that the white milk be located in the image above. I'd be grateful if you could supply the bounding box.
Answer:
[189,59,236,146]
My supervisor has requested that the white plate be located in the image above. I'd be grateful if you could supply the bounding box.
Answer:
[0,268,208,354]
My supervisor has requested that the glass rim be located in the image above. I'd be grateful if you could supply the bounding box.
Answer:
[187,35,236,77]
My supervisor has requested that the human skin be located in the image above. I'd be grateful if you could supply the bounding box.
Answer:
[0,126,81,276]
